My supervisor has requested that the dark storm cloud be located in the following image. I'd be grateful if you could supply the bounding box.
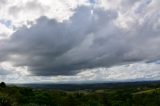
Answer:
[0,5,160,76]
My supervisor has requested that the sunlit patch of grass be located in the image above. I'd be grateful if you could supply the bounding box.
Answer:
[132,88,160,95]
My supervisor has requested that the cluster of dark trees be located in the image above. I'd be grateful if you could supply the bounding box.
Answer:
[0,82,6,88]
[0,82,159,106]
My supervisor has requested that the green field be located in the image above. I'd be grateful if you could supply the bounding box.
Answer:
[0,82,160,106]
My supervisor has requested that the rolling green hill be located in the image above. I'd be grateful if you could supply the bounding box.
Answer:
[0,82,160,106]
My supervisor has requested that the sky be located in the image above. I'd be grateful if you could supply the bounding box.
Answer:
[0,0,160,83]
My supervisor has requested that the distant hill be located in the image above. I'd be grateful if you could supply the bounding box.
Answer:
[9,80,160,90]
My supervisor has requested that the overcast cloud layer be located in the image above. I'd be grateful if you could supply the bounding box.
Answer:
[0,0,160,83]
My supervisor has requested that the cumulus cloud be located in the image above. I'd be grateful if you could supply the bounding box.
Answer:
[0,6,119,75]
[0,62,159,83]
[0,68,11,75]
[0,0,88,28]
[0,0,159,82]
[63,62,160,83]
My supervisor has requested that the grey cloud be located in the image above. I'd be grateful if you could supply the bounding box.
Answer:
[0,0,8,10]
[0,4,160,76]
[120,0,139,9]
[8,0,47,17]
[0,68,12,75]
[0,0,7,5]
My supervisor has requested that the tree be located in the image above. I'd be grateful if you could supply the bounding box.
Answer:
[0,82,6,88]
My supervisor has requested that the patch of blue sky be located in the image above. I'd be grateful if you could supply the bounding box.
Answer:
[89,0,97,4]
[0,20,12,28]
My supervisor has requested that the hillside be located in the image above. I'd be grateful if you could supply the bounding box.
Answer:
[0,81,160,106]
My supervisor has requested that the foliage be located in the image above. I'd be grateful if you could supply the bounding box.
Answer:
[0,82,159,106]
[0,82,6,88]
